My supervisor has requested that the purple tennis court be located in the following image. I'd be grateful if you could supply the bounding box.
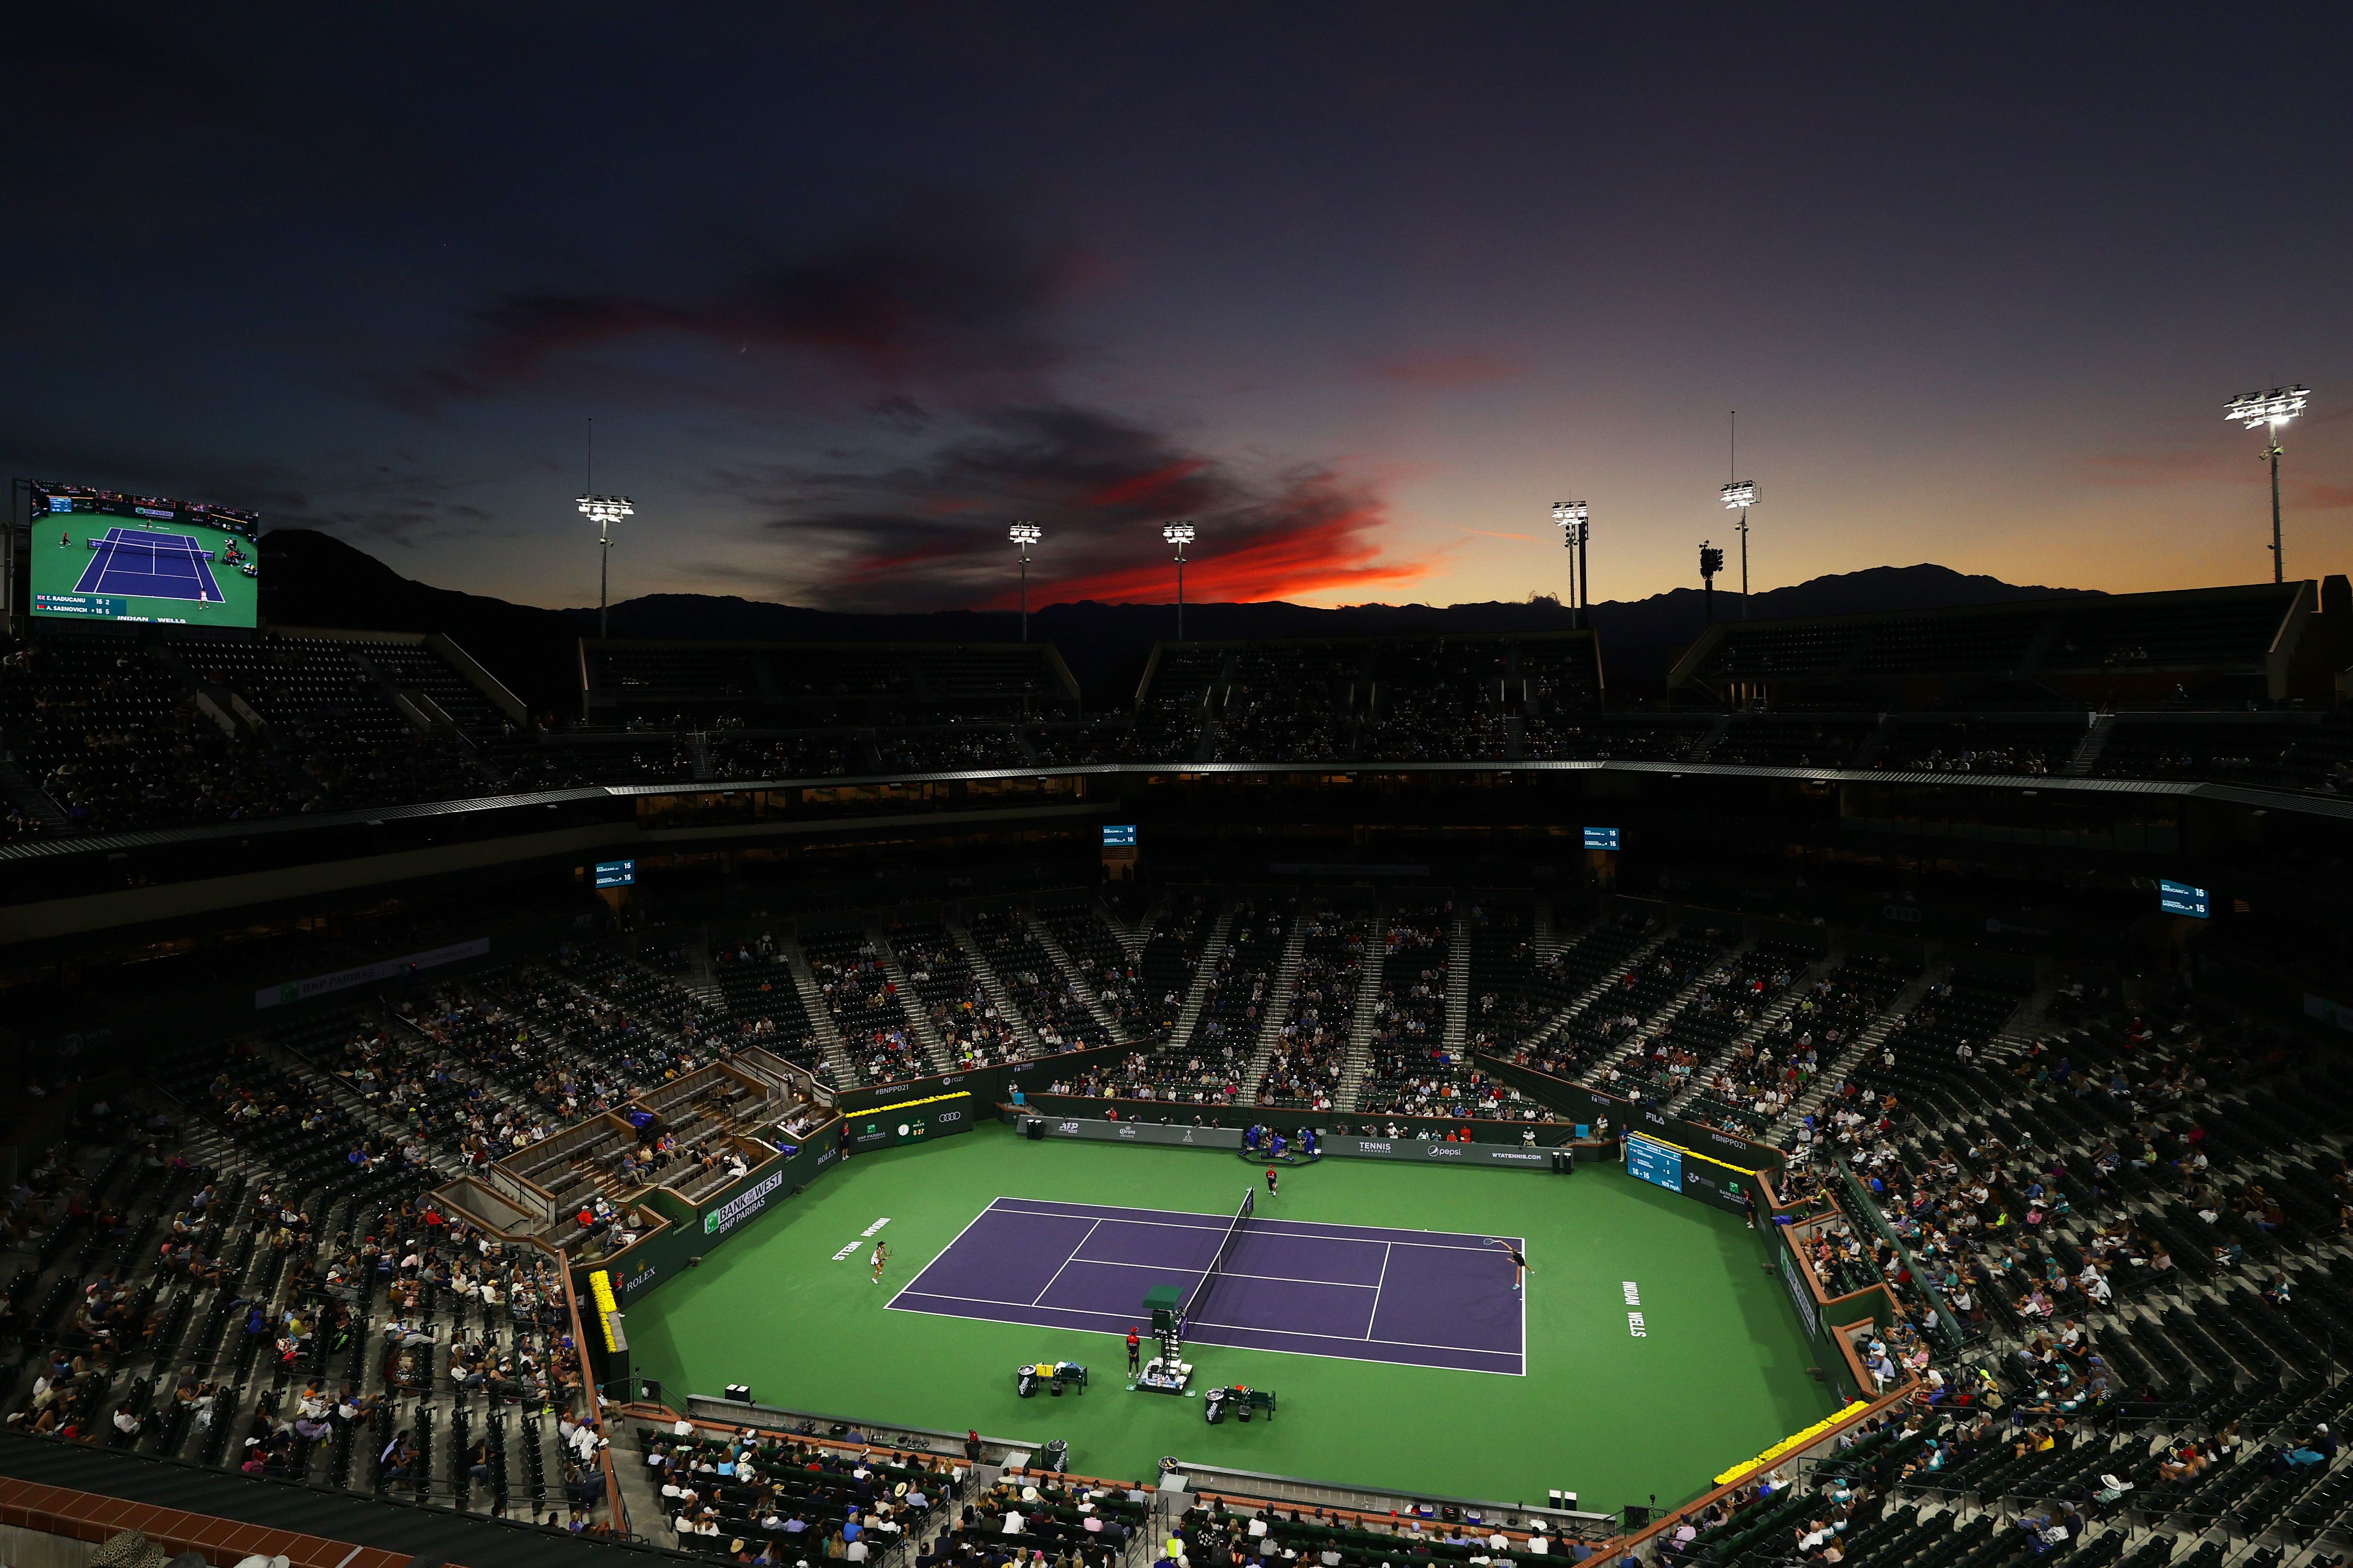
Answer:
[74,527,225,603]
[887,1195,1525,1375]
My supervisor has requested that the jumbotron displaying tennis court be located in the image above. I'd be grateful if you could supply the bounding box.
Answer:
[75,528,227,603]
[888,1193,1525,1374]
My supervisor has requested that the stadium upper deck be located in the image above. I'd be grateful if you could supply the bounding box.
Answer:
[7,587,2349,851]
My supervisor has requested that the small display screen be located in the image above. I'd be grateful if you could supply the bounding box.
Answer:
[594,859,637,889]
[1102,824,1138,847]
[1583,826,1621,851]
[1625,1131,1682,1191]
[2158,879,2209,919]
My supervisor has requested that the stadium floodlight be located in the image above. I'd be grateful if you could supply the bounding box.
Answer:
[1008,522,1042,643]
[1163,522,1195,639]
[578,494,635,639]
[1699,540,1725,625]
[2224,385,2309,583]
[1552,501,1589,630]
[1720,480,1758,621]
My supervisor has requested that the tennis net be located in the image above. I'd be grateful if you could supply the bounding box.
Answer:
[1182,1187,1254,1321]
[89,537,212,563]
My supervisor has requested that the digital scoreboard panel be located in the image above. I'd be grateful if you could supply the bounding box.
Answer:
[1624,1130,1683,1192]
[29,481,261,628]
[2158,880,2210,919]
[1583,826,1620,851]
[594,859,637,889]
[1102,824,1138,847]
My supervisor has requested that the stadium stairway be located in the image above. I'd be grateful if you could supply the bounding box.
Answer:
[0,749,71,827]
[1583,935,1751,1084]
[1530,899,1560,961]
[1685,714,1732,762]
[949,917,1047,1059]
[2065,712,2118,775]
[780,935,862,1086]
[1101,898,1151,963]
[1236,906,1316,1107]
[1022,911,1130,1044]
[1159,901,1237,1061]
[1771,965,1946,1141]
[1333,913,1390,1112]
[1513,924,1671,1058]
[868,923,954,1075]
[1443,910,1473,1054]
[1663,949,1838,1115]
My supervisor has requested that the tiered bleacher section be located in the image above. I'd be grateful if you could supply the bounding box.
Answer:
[1033,898,1149,1041]
[1358,904,1457,1115]
[965,909,1111,1053]
[802,928,930,1085]
[0,1049,612,1538]
[1548,930,1724,1090]
[707,930,829,1080]
[1113,895,1290,1102]
[582,639,1079,728]
[1626,935,1819,1105]
[1674,581,2323,710]
[1256,906,1367,1109]
[883,917,1022,1070]
[1471,912,1650,1056]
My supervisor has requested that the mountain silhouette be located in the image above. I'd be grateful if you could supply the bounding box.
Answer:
[259,528,2096,718]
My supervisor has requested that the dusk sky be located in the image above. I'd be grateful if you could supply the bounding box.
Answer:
[4,7,2348,614]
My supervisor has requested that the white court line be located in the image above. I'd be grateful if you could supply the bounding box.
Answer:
[887,1290,1522,1373]
[1029,1219,1103,1305]
[1364,1242,1393,1339]
[989,1195,1515,1249]
[992,1203,1509,1254]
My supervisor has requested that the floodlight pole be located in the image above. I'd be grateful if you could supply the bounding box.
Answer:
[578,494,636,640]
[2267,431,2284,585]
[1164,522,1195,639]
[1009,522,1041,642]
[1553,502,1589,630]
[2225,386,2308,585]
[1722,413,1757,620]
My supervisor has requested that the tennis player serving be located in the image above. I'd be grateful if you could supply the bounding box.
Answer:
[1490,1238,1528,1294]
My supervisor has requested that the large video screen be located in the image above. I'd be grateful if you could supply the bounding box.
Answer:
[29,482,260,627]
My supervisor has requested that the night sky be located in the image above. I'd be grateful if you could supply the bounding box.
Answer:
[4,7,2348,614]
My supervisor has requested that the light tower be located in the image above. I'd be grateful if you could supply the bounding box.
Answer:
[578,494,635,638]
[1552,502,1589,629]
[1008,522,1042,642]
[1163,521,1195,639]
[1699,541,1724,625]
[2224,386,2309,584]
[1721,411,1758,619]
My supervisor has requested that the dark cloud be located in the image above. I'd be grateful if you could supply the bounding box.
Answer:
[391,205,1076,412]
[696,403,1425,610]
